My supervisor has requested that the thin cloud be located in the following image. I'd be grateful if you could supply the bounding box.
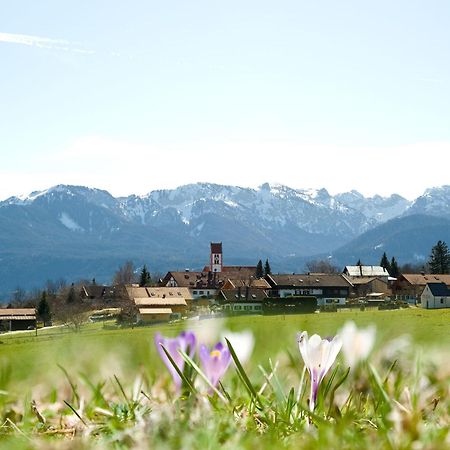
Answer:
[0,31,94,54]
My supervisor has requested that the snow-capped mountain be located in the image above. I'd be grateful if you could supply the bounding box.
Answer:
[404,185,450,218]
[335,190,411,223]
[0,182,448,296]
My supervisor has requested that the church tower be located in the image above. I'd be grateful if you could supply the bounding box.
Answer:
[210,242,223,273]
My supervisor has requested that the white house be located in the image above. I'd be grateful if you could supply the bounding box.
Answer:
[421,282,450,309]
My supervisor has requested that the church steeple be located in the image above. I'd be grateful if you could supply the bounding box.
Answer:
[210,242,223,273]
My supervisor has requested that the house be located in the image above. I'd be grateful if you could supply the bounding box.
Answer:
[221,277,271,290]
[161,271,220,299]
[124,286,191,323]
[80,284,124,304]
[421,282,450,309]
[0,308,36,332]
[393,274,450,304]
[265,273,352,306]
[343,276,392,299]
[343,265,390,282]
[219,287,267,314]
[161,242,259,299]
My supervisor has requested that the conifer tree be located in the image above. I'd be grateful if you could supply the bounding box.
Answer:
[428,240,450,274]
[380,252,390,272]
[37,291,51,327]
[356,259,362,266]
[66,284,77,304]
[264,259,272,276]
[256,260,264,278]
[390,256,400,278]
[139,265,152,287]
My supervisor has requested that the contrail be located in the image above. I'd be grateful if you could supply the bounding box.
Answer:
[0,31,94,54]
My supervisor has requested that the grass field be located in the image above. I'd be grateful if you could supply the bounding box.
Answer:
[0,308,449,449]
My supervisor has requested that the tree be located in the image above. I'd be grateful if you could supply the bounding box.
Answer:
[379,252,391,273]
[37,291,51,327]
[264,259,272,276]
[11,286,27,304]
[66,284,77,304]
[139,265,152,287]
[256,260,264,278]
[113,261,137,285]
[54,284,89,332]
[390,256,400,278]
[356,259,362,266]
[428,240,450,274]
[399,263,424,274]
[305,259,339,274]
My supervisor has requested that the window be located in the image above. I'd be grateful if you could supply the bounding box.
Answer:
[234,305,241,310]
[193,290,198,295]
[326,299,333,304]
[199,291,204,295]
[254,305,262,310]
[441,298,444,304]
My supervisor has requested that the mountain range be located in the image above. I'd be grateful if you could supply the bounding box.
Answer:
[1,182,449,297]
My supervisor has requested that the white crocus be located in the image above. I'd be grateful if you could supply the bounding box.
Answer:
[340,321,376,369]
[221,329,255,364]
[297,331,342,411]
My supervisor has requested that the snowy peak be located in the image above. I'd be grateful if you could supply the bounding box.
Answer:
[4,185,117,209]
[335,190,411,223]
[406,185,450,218]
[1,182,448,236]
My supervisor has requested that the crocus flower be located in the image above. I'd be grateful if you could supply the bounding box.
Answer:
[155,331,196,390]
[340,321,376,369]
[199,342,232,389]
[220,329,254,364]
[297,331,342,411]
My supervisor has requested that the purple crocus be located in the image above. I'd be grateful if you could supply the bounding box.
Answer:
[297,331,342,411]
[155,331,196,390]
[199,342,232,389]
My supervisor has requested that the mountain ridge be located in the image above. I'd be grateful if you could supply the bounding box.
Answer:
[0,182,449,297]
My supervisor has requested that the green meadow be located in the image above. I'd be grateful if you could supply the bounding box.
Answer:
[1,308,449,449]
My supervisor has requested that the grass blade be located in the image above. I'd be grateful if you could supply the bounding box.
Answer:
[178,350,228,404]
[63,400,87,426]
[58,365,80,407]
[159,344,196,396]
[225,338,261,406]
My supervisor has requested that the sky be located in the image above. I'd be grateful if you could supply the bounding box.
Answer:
[1,0,449,201]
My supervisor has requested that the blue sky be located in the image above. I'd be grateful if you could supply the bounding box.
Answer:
[1,0,449,200]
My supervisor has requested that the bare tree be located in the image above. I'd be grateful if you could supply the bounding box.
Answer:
[52,284,90,332]
[113,261,137,285]
[305,259,339,274]
[11,286,27,304]
[399,263,425,274]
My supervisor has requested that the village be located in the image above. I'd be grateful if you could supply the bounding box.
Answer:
[1,242,450,333]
